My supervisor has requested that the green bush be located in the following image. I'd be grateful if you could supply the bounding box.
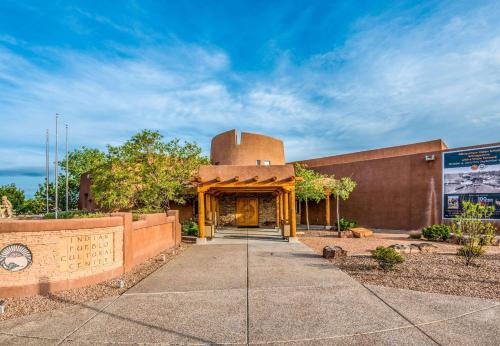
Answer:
[457,243,485,264]
[371,246,404,270]
[338,218,358,231]
[421,224,450,241]
[43,210,107,219]
[182,219,198,236]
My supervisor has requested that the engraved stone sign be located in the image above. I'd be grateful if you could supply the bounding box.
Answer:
[0,244,33,272]
[59,232,115,272]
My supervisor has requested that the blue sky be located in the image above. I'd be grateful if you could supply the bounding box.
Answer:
[1,0,500,196]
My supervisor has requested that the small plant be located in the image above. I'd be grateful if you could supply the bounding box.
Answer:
[371,246,404,270]
[452,201,496,266]
[43,210,107,219]
[457,243,485,265]
[182,219,198,236]
[338,218,358,231]
[421,224,450,241]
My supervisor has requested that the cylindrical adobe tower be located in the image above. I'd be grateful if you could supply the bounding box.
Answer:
[210,129,285,166]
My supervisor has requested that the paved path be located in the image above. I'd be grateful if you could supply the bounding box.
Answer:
[1,228,499,345]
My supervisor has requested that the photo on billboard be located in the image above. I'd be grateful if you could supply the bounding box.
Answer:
[442,145,500,219]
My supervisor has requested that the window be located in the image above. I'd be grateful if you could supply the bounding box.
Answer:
[256,160,271,166]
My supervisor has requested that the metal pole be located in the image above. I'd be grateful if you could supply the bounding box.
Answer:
[65,124,69,212]
[46,129,49,214]
[55,114,59,219]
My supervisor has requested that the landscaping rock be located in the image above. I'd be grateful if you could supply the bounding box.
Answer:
[351,227,374,238]
[337,230,353,238]
[447,233,463,244]
[323,245,347,259]
[389,244,411,254]
[411,243,438,253]
[492,237,499,246]
[408,230,422,239]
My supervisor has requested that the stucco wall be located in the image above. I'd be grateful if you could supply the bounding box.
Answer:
[301,150,443,230]
[210,129,285,165]
[0,211,181,298]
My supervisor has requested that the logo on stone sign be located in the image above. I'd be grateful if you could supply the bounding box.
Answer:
[0,243,33,272]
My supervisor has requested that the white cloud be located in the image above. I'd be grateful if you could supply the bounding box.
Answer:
[1,1,500,196]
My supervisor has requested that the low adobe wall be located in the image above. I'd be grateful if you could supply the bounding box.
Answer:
[0,211,181,298]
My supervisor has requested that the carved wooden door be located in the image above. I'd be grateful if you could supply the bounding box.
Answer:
[236,198,259,226]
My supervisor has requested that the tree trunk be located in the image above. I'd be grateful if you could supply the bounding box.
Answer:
[305,198,310,230]
[336,195,341,236]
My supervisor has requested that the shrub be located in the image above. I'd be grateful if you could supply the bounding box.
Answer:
[371,246,404,270]
[182,219,198,236]
[453,201,496,266]
[421,224,450,241]
[338,218,358,231]
[43,210,107,219]
[457,243,485,265]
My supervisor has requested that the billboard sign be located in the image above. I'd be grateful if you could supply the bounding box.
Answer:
[443,145,500,219]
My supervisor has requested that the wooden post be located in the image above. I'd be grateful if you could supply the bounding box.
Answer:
[279,192,284,223]
[211,194,216,226]
[325,193,331,228]
[290,189,297,238]
[215,196,220,226]
[198,191,205,238]
[206,193,212,222]
[284,191,289,223]
[275,194,280,227]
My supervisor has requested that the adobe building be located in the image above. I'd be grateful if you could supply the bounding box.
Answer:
[194,130,299,243]
[79,130,500,234]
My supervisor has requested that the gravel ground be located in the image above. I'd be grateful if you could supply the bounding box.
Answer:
[300,230,500,301]
[0,243,190,321]
[331,253,500,301]
[299,229,500,255]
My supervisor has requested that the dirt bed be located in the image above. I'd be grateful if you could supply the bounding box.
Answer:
[0,244,190,321]
[332,253,500,301]
[300,229,500,301]
[300,229,500,255]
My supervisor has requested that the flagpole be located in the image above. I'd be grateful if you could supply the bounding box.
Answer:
[46,129,49,214]
[65,124,69,212]
[55,114,59,219]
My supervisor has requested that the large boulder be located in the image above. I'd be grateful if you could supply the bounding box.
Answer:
[323,246,347,259]
[351,227,374,238]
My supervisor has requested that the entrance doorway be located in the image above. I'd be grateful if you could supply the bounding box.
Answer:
[236,197,259,227]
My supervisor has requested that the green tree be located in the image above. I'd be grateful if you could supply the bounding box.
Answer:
[58,147,106,210]
[294,164,325,230]
[327,177,357,235]
[91,130,208,211]
[0,183,25,212]
[452,201,496,266]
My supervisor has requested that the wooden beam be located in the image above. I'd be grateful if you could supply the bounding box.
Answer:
[275,194,280,227]
[284,191,289,222]
[198,191,205,238]
[290,188,297,237]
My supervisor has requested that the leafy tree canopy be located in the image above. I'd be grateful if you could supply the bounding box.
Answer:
[294,164,325,203]
[91,129,208,211]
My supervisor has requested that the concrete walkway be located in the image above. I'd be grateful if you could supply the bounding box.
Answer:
[1,228,499,345]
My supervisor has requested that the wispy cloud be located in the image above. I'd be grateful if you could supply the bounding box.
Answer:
[0,1,500,196]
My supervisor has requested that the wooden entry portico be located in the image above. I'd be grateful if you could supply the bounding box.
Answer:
[194,164,299,242]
